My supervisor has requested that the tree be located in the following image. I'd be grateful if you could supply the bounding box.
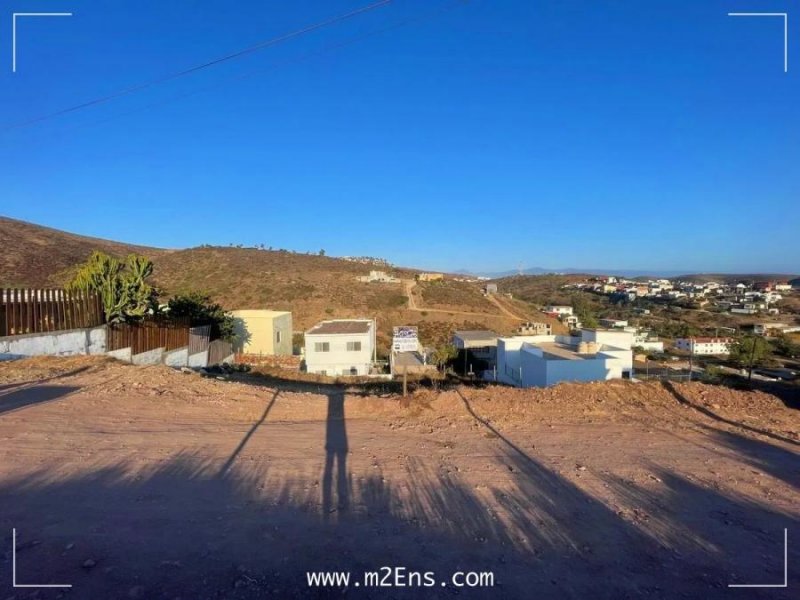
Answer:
[166,292,235,342]
[431,343,458,372]
[571,295,598,328]
[319,249,326,256]
[729,336,773,371]
[69,251,157,323]
[771,334,800,359]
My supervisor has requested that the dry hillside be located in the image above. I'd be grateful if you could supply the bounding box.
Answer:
[0,216,167,287]
[0,218,526,351]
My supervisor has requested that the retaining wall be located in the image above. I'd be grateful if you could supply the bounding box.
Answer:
[0,326,106,361]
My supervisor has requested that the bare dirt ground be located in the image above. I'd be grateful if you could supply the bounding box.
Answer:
[0,357,797,599]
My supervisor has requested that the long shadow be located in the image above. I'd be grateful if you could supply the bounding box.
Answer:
[1,446,797,596]
[217,390,280,476]
[662,381,799,447]
[0,385,80,416]
[454,388,799,597]
[700,426,800,492]
[322,388,349,519]
[0,365,91,394]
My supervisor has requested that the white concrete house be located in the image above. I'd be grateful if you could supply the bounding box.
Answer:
[675,337,732,355]
[304,319,376,376]
[495,329,633,388]
[545,305,573,316]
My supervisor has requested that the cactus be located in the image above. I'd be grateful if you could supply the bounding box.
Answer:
[69,251,156,323]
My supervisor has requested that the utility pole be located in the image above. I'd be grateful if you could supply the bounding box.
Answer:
[748,336,759,382]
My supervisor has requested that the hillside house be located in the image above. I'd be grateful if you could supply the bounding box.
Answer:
[418,273,444,282]
[517,321,552,336]
[730,303,759,315]
[675,337,732,355]
[495,329,633,388]
[599,318,628,329]
[304,319,376,376]
[230,310,293,356]
[356,270,400,283]
[544,305,573,316]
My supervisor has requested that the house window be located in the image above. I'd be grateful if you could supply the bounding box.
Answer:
[276,331,282,344]
[349,367,358,376]
[315,342,330,352]
[346,341,362,352]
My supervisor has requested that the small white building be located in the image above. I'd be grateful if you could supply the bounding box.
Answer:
[599,318,628,329]
[304,319,376,376]
[730,303,759,315]
[495,329,633,388]
[632,330,664,353]
[545,305,573,316]
[674,337,732,355]
[356,270,400,284]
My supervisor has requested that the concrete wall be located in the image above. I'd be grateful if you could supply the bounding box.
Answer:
[519,348,548,387]
[581,329,634,350]
[164,347,189,367]
[188,350,209,368]
[106,347,132,362]
[545,356,610,386]
[131,347,164,366]
[0,326,106,361]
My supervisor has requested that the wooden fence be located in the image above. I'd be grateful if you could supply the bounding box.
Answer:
[189,325,212,355]
[0,288,104,337]
[208,339,234,365]
[107,318,191,355]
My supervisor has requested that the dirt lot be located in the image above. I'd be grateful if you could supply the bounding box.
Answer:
[0,357,797,599]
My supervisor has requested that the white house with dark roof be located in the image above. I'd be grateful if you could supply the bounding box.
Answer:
[304,319,376,376]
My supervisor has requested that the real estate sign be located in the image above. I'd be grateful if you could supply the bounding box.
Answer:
[392,326,419,352]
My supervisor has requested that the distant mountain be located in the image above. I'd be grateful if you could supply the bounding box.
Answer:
[460,267,688,279]
[458,266,800,281]
[676,273,799,284]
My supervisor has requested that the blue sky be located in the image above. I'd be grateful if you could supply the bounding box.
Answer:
[0,0,798,273]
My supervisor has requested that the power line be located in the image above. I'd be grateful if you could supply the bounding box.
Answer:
[8,0,467,138]
[3,0,393,132]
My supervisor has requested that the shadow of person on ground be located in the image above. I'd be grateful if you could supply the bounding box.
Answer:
[322,388,349,520]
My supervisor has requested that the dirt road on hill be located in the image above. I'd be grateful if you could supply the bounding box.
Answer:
[403,279,510,320]
[0,356,797,599]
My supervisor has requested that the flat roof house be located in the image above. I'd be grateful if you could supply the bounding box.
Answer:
[304,319,376,377]
[495,329,633,388]
[675,337,732,355]
[545,305,573,316]
[230,310,293,356]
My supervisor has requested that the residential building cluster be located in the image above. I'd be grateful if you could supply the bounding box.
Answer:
[564,276,795,316]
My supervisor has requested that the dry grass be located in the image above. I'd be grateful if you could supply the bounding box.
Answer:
[0,218,527,354]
